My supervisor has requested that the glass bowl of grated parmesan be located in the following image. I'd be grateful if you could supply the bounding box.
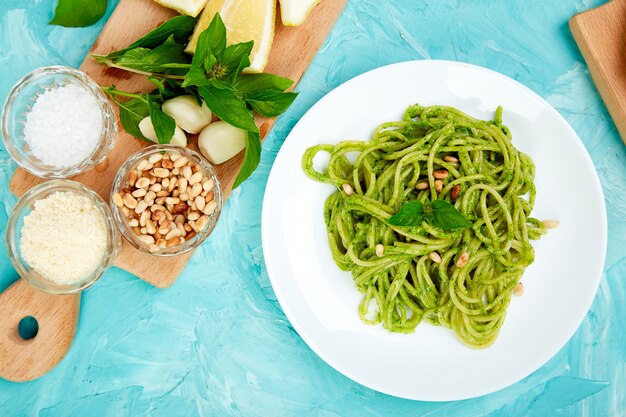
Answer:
[1,66,117,178]
[5,180,121,294]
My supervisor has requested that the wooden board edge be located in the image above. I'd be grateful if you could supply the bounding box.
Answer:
[569,3,626,145]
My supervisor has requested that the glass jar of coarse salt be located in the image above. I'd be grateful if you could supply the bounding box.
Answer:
[6,180,120,294]
[1,66,116,178]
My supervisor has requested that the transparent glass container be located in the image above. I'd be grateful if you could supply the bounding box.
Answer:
[5,180,121,294]
[1,66,117,178]
[111,145,223,257]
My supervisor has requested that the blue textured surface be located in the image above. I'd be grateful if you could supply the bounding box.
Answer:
[1,0,625,416]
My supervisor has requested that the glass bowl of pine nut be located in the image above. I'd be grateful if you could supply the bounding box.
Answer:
[110,145,222,256]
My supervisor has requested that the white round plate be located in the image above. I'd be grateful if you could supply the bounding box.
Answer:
[261,60,607,401]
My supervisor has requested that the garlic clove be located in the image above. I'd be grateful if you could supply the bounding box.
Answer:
[138,116,187,147]
[162,95,212,134]
[198,121,247,164]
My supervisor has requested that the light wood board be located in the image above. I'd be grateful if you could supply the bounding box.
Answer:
[8,0,348,288]
[570,0,626,144]
[0,280,80,382]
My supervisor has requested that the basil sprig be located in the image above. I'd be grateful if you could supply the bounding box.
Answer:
[95,14,297,188]
[388,200,472,231]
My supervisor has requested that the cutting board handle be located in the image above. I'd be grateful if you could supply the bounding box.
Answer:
[0,279,80,382]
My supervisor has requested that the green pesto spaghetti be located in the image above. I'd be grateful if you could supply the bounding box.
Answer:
[302,104,548,349]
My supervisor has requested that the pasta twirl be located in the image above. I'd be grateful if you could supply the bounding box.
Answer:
[302,104,546,348]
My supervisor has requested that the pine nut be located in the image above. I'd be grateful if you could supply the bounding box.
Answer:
[148,174,156,185]
[148,154,163,164]
[149,244,160,253]
[112,192,124,207]
[195,215,209,231]
[132,188,147,198]
[182,166,192,180]
[135,200,148,214]
[203,179,214,191]
[153,168,170,178]
[129,219,139,227]
[156,239,167,248]
[151,210,163,222]
[150,204,166,213]
[165,197,180,205]
[189,172,203,185]
[161,158,174,169]
[342,183,353,195]
[542,220,559,229]
[202,201,215,216]
[180,192,189,201]
[177,177,188,193]
[190,183,202,198]
[122,206,131,217]
[156,190,169,197]
[165,228,182,240]
[149,183,162,192]
[444,156,459,163]
[166,236,182,247]
[456,252,469,268]
[135,177,150,189]
[415,181,428,190]
[434,180,443,192]
[137,235,155,245]
[185,231,196,240]
[139,210,150,226]
[375,244,384,257]
[205,191,214,203]
[451,185,461,199]
[144,190,156,203]
[170,153,181,161]
[172,168,179,176]
[184,223,192,232]
[132,226,141,235]
[172,202,188,214]
[128,170,139,187]
[122,193,138,209]
[168,177,178,192]
[173,157,188,168]
[162,178,170,188]
[428,252,442,263]
[195,195,206,211]
[433,169,449,179]
[514,282,524,296]
[188,211,201,221]
[136,159,149,171]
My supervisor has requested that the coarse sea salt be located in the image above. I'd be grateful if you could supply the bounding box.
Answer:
[24,83,103,168]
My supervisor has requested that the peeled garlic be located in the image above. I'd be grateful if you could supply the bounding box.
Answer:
[198,121,246,164]
[138,116,187,147]
[162,95,212,134]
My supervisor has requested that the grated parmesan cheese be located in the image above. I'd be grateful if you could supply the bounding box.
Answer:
[23,84,103,168]
[20,191,108,285]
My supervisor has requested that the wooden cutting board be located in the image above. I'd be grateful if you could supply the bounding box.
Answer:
[570,0,626,144]
[8,0,348,288]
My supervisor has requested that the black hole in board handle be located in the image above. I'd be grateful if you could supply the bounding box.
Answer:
[18,316,39,340]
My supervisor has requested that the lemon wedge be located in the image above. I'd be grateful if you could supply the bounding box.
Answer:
[186,0,276,73]
[153,0,208,17]
[279,0,320,26]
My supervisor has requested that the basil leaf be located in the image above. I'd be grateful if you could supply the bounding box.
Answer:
[114,36,190,74]
[117,97,149,140]
[182,66,211,88]
[233,131,261,189]
[234,73,294,94]
[148,98,176,144]
[198,85,258,132]
[103,15,197,59]
[246,90,298,117]
[50,0,107,27]
[195,13,227,65]
[388,201,424,226]
[429,200,472,230]
[222,41,253,78]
